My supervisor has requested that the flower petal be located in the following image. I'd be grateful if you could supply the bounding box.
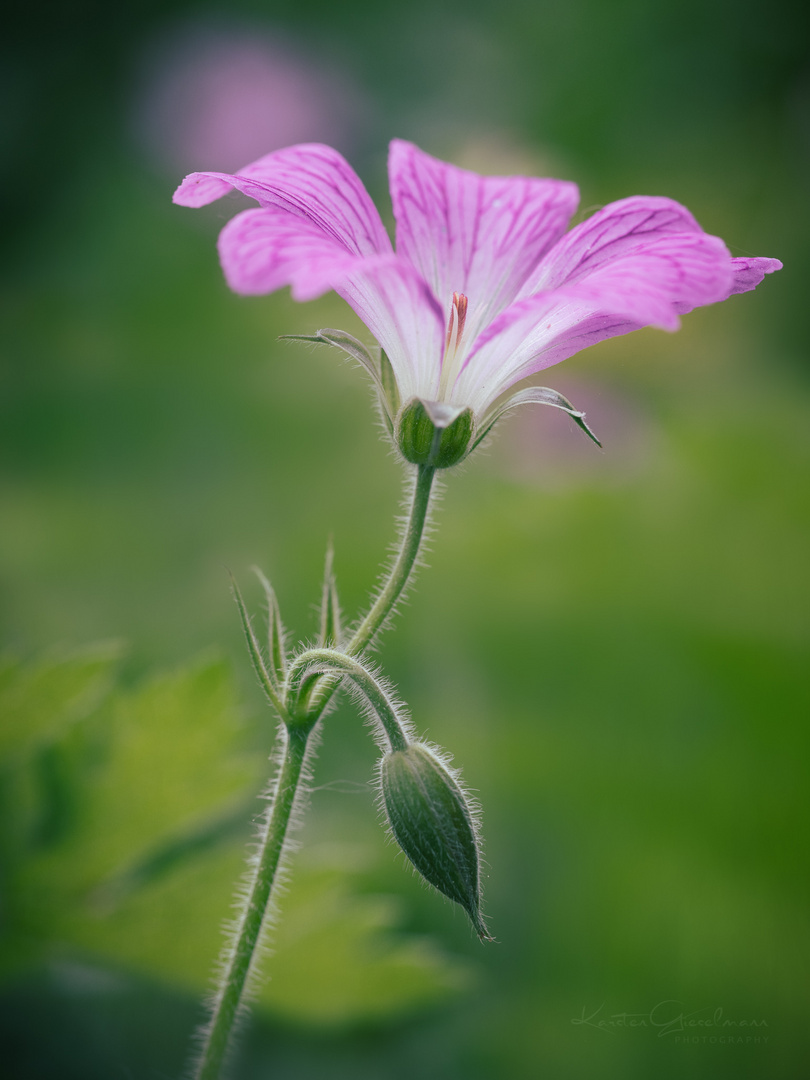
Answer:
[205,192,444,400]
[523,195,708,294]
[455,231,734,412]
[727,256,783,296]
[174,143,392,258]
[337,263,446,404]
[389,139,579,337]
[454,295,636,414]
[218,207,361,299]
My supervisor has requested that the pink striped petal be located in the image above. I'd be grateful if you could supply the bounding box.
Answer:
[174,143,392,258]
[728,256,783,296]
[218,207,360,299]
[523,196,707,294]
[454,293,636,413]
[175,141,782,424]
[217,204,444,392]
[389,140,579,338]
[337,263,446,404]
[454,232,733,411]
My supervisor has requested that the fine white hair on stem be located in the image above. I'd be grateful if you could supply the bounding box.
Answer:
[189,435,441,1075]
[186,719,321,1080]
[332,653,416,752]
[285,643,413,754]
[350,464,443,650]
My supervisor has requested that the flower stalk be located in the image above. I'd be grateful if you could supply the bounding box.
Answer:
[349,463,435,654]
[287,646,410,751]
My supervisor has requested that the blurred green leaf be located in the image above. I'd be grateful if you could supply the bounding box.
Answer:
[0,643,121,761]
[258,844,473,1023]
[0,651,473,1022]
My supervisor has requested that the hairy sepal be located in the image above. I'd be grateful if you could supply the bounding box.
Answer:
[475,385,602,450]
[279,328,398,432]
[251,566,288,686]
[318,541,341,648]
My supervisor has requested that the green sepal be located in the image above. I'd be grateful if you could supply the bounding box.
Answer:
[251,566,287,686]
[396,398,475,469]
[474,385,602,449]
[381,742,489,939]
[229,571,287,719]
[380,350,400,418]
[279,328,399,430]
[318,541,341,648]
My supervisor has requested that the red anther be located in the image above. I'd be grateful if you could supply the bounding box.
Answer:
[445,292,469,352]
[453,292,468,340]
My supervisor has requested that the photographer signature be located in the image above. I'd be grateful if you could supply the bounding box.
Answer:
[572,1001,768,1037]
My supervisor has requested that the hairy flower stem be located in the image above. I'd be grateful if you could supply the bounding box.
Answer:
[288,648,410,752]
[193,464,436,1079]
[303,463,436,721]
[195,725,310,1080]
[350,463,436,652]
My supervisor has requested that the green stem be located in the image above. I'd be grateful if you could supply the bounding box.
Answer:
[195,464,436,1078]
[195,727,310,1080]
[286,647,410,752]
[303,463,436,720]
[348,463,436,653]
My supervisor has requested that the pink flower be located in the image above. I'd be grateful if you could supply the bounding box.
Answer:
[174,141,781,459]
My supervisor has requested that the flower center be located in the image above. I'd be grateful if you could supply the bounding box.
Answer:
[439,292,468,399]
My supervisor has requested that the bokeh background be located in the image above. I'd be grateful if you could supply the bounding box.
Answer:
[2,0,808,1077]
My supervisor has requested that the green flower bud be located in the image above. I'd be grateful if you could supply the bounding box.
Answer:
[396,398,474,469]
[381,742,488,939]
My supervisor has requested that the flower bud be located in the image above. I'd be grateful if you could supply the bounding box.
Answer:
[381,742,488,938]
[396,398,474,469]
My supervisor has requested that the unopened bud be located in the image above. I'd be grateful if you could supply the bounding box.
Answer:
[381,742,488,939]
[396,398,474,469]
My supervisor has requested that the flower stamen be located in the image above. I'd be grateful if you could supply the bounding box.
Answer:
[445,291,468,352]
[441,292,468,399]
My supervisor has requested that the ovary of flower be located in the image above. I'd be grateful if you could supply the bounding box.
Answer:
[173,139,781,428]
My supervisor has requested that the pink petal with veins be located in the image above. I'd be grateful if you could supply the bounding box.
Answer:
[218,207,358,298]
[220,215,445,395]
[728,256,783,296]
[457,232,733,410]
[175,139,782,423]
[389,139,579,340]
[338,263,446,403]
[524,196,706,294]
[174,143,392,257]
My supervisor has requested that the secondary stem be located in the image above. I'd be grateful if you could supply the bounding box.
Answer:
[195,726,310,1080]
[286,647,410,752]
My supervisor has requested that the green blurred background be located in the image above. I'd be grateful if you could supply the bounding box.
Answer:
[1,0,808,1077]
